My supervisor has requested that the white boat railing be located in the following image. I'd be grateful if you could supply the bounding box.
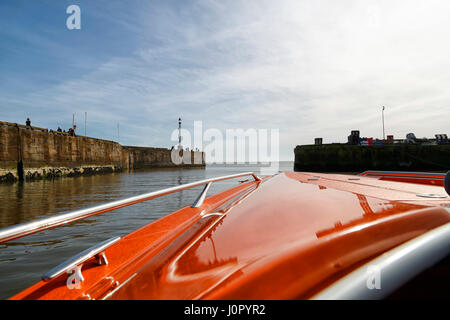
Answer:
[41,236,121,282]
[359,170,446,178]
[0,172,260,243]
[312,221,450,300]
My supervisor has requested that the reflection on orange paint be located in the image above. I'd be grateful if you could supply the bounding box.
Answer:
[10,172,450,300]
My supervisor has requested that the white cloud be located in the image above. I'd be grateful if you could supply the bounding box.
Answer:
[2,0,450,159]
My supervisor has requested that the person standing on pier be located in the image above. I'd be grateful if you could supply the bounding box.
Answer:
[25,118,31,126]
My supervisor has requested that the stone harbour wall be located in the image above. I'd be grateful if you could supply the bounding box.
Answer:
[0,121,205,182]
[294,143,450,172]
[124,146,205,169]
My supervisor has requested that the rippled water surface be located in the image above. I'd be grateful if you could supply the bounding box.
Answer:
[0,162,293,299]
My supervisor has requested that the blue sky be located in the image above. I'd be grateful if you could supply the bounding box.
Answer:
[1,0,450,161]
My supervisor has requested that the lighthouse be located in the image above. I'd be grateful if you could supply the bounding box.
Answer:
[178,117,182,149]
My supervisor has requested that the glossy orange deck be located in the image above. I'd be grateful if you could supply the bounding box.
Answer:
[10,172,450,300]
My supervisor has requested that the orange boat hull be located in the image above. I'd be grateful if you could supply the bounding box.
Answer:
[10,172,450,300]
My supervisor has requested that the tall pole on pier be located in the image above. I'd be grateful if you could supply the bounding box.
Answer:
[178,117,182,149]
[84,112,87,136]
[382,106,385,140]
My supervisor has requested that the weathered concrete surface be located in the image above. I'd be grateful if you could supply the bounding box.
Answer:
[0,121,205,182]
[294,143,450,172]
[124,146,205,169]
[0,169,16,183]
[22,165,121,180]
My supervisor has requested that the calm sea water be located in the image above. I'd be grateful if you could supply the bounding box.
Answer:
[0,162,293,299]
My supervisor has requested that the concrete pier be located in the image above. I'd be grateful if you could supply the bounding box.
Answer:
[294,143,450,172]
[0,121,205,182]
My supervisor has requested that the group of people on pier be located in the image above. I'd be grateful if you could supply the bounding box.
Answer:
[25,118,76,136]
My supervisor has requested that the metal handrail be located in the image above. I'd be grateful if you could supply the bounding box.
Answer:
[0,172,260,243]
[42,236,121,281]
[359,170,446,178]
[312,221,450,300]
